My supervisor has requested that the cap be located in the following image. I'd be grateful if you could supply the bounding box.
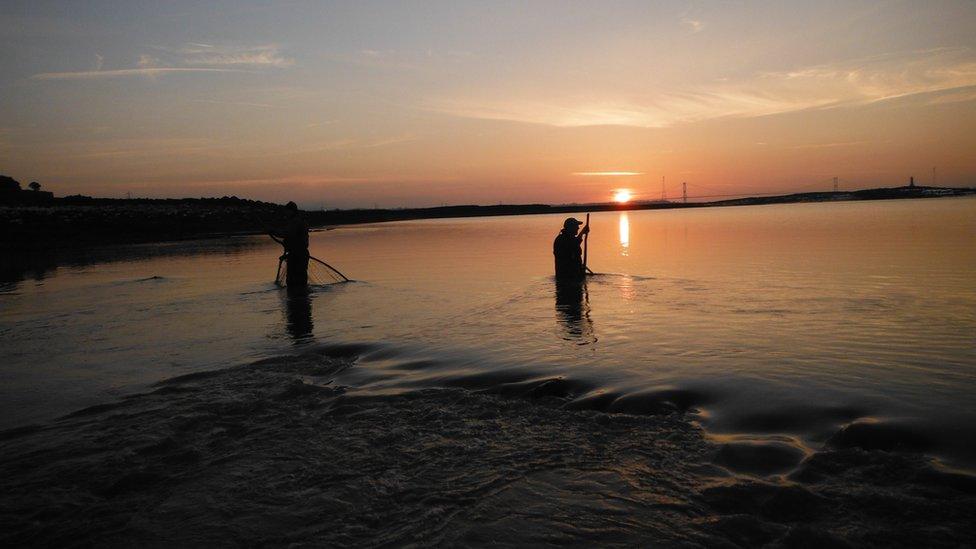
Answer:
[563,217,583,229]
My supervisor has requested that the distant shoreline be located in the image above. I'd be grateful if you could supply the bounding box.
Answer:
[1,185,973,251]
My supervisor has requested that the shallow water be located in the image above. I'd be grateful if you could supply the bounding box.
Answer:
[2,197,975,472]
[6,350,973,547]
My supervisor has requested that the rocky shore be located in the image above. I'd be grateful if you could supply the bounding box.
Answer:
[0,196,287,250]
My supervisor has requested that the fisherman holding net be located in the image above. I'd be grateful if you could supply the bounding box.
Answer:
[269,201,310,291]
[263,201,349,289]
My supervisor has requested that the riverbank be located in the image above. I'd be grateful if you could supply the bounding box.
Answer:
[1,347,973,547]
[0,196,283,250]
[3,186,972,251]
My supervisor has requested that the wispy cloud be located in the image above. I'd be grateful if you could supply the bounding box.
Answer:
[31,68,245,80]
[31,67,245,80]
[31,42,292,81]
[191,99,284,109]
[137,54,161,68]
[572,171,644,176]
[925,86,976,105]
[271,134,418,156]
[178,173,451,188]
[180,44,294,68]
[787,140,869,150]
[147,42,293,67]
[682,18,705,33]
[427,48,976,128]
[64,137,217,159]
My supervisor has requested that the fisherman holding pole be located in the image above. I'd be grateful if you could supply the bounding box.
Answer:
[553,214,590,281]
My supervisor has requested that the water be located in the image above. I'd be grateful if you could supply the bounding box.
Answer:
[2,198,975,470]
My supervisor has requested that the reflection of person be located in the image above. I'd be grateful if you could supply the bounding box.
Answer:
[284,291,314,342]
[553,217,589,281]
[270,201,310,292]
[555,279,596,344]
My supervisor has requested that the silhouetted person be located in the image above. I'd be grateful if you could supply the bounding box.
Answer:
[284,291,314,343]
[270,201,310,292]
[553,217,589,280]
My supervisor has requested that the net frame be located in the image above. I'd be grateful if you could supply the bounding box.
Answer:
[275,254,349,287]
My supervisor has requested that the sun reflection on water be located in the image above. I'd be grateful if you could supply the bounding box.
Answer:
[618,212,630,256]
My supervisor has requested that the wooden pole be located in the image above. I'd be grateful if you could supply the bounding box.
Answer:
[583,213,590,275]
[275,256,285,286]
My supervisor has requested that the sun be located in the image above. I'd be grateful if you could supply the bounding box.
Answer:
[613,189,632,204]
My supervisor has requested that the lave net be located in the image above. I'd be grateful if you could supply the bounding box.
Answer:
[275,255,349,287]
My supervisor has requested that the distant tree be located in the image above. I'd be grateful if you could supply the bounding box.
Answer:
[29,181,41,192]
[0,175,21,191]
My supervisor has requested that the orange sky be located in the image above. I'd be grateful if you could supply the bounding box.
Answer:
[2,1,975,207]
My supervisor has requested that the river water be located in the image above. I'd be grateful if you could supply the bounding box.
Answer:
[2,197,975,471]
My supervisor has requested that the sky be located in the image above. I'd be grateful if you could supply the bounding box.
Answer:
[2,0,975,208]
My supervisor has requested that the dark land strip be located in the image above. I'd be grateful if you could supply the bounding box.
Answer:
[2,185,973,252]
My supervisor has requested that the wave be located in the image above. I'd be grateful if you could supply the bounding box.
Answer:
[1,345,974,546]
